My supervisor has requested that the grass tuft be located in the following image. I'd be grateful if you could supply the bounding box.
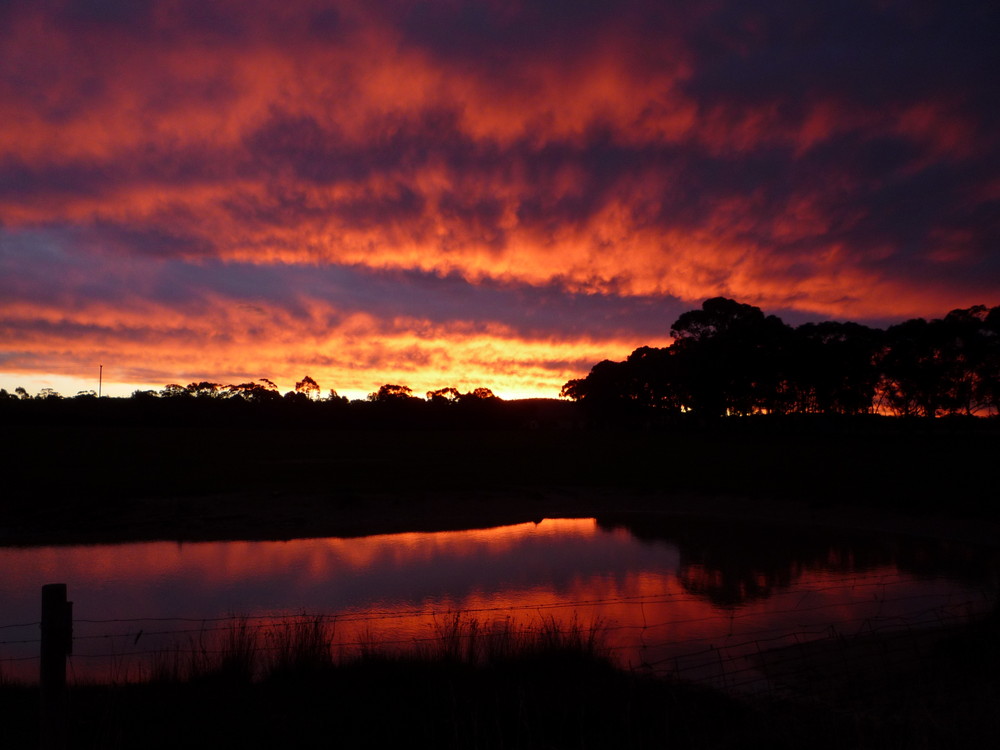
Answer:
[138,612,611,685]
[264,615,334,678]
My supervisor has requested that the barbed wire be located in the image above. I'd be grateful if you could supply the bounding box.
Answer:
[0,637,41,646]
[32,597,979,664]
[13,568,948,628]
[51,569,932,630]
[1,574,992,692]
[2,587,980,652]
[0,621,41,630]
[55,595,972,649]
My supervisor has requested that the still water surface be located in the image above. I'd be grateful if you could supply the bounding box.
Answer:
[1,515,995,687]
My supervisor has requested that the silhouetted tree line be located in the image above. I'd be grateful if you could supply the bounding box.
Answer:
[0,377,502,405]
[0,377,583,430]
[561,298,1000,419]
[4,298,997,428]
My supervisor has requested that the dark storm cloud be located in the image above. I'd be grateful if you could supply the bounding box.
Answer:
[681,0,1000,116]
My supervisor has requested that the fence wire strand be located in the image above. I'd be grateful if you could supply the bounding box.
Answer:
[2,572,992,694]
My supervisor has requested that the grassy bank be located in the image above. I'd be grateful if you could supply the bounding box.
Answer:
[2,616,742,749]
[4,611,999,749]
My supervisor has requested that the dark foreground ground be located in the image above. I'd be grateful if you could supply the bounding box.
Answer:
[3,421,999,546]
[2,610,999,750]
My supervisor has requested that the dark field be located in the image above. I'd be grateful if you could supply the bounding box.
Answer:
[3,420,999,545]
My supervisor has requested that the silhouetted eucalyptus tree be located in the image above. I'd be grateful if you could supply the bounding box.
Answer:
[936,306,998,415]
[185,381,223,398]
[560,359,639,412]
[461,387,498,402]
[669,297,793,416]
[792,321,882,414]
[368,384,417,403]
[878,316,969,417]
[623,347,684,411]
[427,387,461,404]
[980,306,1000,415]
[295,375,320,400]
[226,380,282,403]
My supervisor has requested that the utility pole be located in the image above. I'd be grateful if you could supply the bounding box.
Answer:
[98,364,102,399]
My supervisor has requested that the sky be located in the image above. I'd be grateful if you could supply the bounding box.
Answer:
[1,0,998,399]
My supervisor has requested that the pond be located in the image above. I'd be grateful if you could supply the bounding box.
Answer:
[2,514,996,689]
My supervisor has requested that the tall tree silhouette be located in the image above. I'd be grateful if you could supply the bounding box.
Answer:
[793,321,882,414]
[670,298,793,416]
[295,375,321,400]
[368,384,416,402]
[879,318,956,417]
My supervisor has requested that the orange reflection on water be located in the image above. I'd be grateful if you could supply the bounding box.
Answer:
[0,519,989,686]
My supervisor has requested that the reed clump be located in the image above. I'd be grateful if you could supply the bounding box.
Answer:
[420,613,610,668]
[145,612,611,685]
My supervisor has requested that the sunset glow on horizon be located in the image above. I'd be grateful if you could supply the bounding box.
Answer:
[2,0,998,399]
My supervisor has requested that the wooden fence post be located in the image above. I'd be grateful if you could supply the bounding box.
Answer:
[40,583,72,750]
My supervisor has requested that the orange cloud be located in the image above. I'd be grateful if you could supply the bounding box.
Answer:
[0,278,670,397]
